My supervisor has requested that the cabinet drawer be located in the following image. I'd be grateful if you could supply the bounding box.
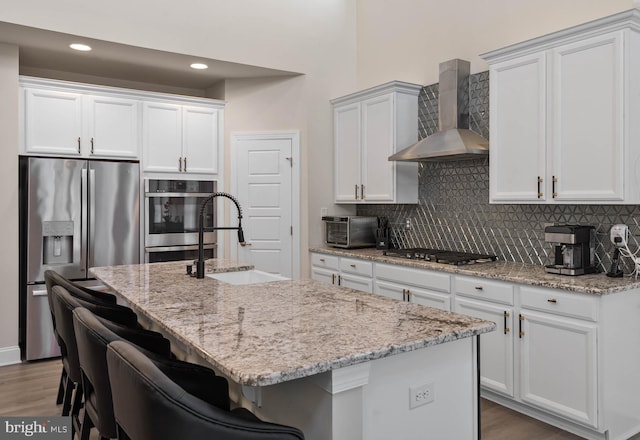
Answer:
[376,263,450,293]
[340,257,373,277]
[520,286,598,322]
[311,253,339,270]
[456,276,514,305]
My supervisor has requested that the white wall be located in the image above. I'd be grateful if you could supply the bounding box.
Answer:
[0,44,20,365]
[356,0,633,87]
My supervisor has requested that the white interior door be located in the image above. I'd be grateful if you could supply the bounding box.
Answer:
[232,132,300,278]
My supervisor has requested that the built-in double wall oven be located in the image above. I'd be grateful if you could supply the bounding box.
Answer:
[144,179,217,263]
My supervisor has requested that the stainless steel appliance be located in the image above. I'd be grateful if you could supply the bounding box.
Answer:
[544,224,596,276]
[144,179,217,263]
[383,248,497,265]
[19,156,140,360]
[388,59,489,162]
[322,216,377,248]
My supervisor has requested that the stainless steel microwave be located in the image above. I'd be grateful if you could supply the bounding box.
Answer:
[322,216,377,248]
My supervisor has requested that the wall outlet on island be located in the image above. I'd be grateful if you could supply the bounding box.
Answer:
[409,382,435,409]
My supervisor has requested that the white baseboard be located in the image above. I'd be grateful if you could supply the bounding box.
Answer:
[0,345,21,366]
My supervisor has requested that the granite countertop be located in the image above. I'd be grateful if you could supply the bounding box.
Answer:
[309,247,640,295]
[90,260,495,386]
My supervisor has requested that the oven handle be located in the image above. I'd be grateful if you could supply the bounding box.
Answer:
[145,192,214,198]
[145,244,218,252]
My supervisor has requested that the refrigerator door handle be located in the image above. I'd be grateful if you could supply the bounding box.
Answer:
[81,168,88,272]
[89,168,96,269]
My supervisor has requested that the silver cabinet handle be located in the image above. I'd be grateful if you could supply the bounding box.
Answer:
[319,258,326,263]
[179,157,183,172]
[355,184,359,200]
[184,157,187,172]
[547,298,557,304]
[361,184,364,200]
[90,137,94,154]
[350,264,356,268]
[77,137,81,154]
[475,286,484,291]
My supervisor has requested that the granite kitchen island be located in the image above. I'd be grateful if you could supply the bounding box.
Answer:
[90,260,495,440]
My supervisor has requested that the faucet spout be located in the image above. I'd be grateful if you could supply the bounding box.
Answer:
[196,192,245,279]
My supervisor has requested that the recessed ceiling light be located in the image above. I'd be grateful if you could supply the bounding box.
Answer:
[69,43,92,52]
[190,63,208,70]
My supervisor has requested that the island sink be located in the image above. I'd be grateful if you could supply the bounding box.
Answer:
[207,270,289,285]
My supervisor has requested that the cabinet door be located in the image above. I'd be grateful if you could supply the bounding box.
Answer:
[23,88,83,156]
[361,93,395,202]
[311,266,336,285]
[519,310,598,427]
[455,298,514,397]
[489,53,546,202]
[374,280,405,301]
[86,95,139,158]
[182,106,219,174]
[340,273,373,293]
[551,32,623,201]
[142,102,182,173]
[334,102,361,202]
[410,289,450,311]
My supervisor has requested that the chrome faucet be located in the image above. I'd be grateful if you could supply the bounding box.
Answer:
[196,192,245,279]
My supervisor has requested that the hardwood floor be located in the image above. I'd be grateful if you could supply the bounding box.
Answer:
[0,358,636,440]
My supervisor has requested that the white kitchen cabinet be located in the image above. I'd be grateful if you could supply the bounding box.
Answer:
[374,262,451,311]
[519,310,598,428]
[518,286,599,428]
[310,252,373,293]
[483,11,640,204]
[143,102,221,175]
[331,81,421,204]
[22,83,139,159]
[454,276,514,398]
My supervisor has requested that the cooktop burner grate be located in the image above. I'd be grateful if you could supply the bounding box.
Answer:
[383,248,498,266]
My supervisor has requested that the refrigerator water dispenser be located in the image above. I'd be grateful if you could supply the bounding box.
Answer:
[42,221,73,264]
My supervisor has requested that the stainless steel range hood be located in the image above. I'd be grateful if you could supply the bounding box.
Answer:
[389,59,489,162]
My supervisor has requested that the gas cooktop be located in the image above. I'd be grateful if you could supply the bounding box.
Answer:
[383,248,498,266]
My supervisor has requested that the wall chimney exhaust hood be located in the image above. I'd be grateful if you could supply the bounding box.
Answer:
[389,59,489,162]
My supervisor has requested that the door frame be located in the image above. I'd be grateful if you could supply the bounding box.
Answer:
[230,130,301,279]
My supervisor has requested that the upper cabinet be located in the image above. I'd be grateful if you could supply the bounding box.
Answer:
[20,77,225,177]
[142,101,222,175]
[483,10,640,204]
[21,80,139,159]
[331,81,422,204]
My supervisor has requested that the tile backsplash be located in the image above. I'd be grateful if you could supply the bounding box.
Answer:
[357,72,640,273]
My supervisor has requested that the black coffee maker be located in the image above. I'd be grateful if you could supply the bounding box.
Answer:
[544,225,596,276]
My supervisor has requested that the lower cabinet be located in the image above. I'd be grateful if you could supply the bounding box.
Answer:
[374,263,451,311]
[310,250,640,438]
[310,253,373,293]
[455,298,514,397]
[454,277,599,429]
[454,276,515,398]
[518,286,599,428]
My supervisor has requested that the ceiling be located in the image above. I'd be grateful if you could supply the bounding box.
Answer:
[0,21,300,93]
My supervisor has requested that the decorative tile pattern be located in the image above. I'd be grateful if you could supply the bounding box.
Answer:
[358,72,640,274]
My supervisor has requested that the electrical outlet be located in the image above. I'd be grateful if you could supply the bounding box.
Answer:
[320,207,328,218]
[409,382,435,409]
[406,218,412,230]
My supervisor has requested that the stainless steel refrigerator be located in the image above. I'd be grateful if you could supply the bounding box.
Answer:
[19,156,140,360]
